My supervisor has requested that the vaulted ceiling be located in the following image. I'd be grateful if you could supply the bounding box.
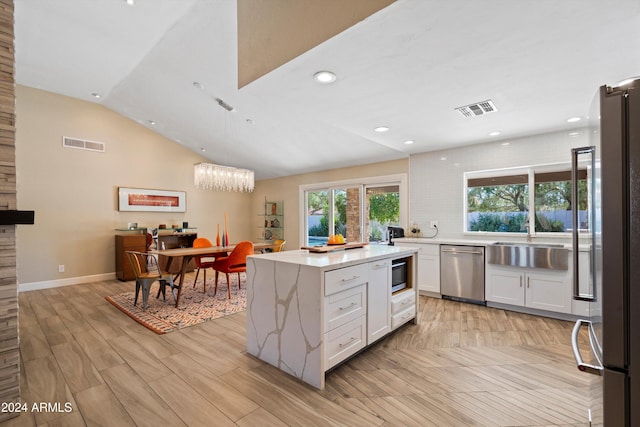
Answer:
[14,0,640,179]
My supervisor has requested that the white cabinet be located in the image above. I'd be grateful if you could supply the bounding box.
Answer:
[391,289,416,330]
[367,259,391,344]
[485,268,525,306]
[247,247,418,389]
[325,316,366,369]
[323,263,369,369]
[324,263,369,296]
[324,257,412,366]
[398,242,440,293]
[324,284,366,332]
[486,264,572,314]
[525,270,572,313]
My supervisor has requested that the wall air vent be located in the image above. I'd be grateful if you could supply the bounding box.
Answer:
[62,136,105,153]
[455,100,498,118]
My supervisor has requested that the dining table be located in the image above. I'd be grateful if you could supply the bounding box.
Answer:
[150,241,276,308]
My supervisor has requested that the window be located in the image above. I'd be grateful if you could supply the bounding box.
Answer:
[306,190,329,246]
[301,175,406,247]
[366,185,400,242]
[534,170,587,232]
[465,164,588,234]
[467,174,529,233]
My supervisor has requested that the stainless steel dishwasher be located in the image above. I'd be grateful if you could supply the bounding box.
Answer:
[440,245,485,303]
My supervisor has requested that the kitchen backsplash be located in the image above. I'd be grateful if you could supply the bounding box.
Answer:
[410,128,590,240]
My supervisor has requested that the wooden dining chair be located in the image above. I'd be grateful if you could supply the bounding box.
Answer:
[273,239,286,252]
[261,239,286,254]
[211,241,254,298]
[126,251,177,310]
[192,237,221,292]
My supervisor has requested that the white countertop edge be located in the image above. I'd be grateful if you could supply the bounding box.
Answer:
[248,245,418,270]
[393,237,592,251]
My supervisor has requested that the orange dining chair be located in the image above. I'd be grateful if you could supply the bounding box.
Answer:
[126,251,176,310]
[192,237,221,292]
[211,241,254,298]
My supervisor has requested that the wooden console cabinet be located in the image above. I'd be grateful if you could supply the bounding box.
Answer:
[115,231,198,281]
[115,234,147,281]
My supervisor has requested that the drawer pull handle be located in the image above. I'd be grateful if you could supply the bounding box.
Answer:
[339,302,357,311]
[341,275,360,283]
[401,299,411,305]
[373,263,386,269]
[339,337,357,348]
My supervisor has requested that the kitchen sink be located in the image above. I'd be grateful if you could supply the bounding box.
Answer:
[487,242,569,270]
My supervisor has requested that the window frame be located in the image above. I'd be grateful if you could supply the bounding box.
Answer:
[299,174,407,248]
[464,162,580,236]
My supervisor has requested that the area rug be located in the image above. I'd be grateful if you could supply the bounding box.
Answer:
[105,273,246,334]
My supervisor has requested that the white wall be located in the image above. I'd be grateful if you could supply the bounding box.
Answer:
[15,86,252,289]
[253,159,409,249]
[409,129,591,240]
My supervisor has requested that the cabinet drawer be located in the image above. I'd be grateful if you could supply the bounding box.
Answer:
[324,316,366,370]
[324,263,369,296]
[391,290,416,315]
[325,284,366,331]
[391,305,415,330]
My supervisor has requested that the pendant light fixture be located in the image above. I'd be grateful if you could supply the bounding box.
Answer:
[194,162,254,192]
[194,97,255,192]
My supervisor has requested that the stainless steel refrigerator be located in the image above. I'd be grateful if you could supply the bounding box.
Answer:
[571,78,640,426]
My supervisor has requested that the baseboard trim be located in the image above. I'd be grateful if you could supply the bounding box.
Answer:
[18,272,118,293]
[486,301,580,322]
[418,290,441,299]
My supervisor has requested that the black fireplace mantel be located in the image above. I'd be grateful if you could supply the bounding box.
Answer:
[0,210,35,225]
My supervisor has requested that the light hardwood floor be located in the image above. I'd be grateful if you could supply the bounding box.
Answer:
[4,277,593,426]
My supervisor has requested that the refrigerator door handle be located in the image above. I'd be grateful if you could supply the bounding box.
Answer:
[571,319,604,376]
[571,146,597,302]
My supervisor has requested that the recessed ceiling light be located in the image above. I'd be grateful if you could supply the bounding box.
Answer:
[501,142,511,146]
[374,126,390,133]
[567,116,582,123]
[193,81,204,90]
[125,0,134,5]
[91,92,101,99]
[440,156,447,161]
[569,132,581,137]
[489,131,501,137]
[246,119,255,125]
[200,147,206,152]
[404,140,414,145]
[313,71,336,84]
[148,120,156,125]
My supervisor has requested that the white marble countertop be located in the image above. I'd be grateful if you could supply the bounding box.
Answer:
[248,245,418,269]
[393,237,592,251]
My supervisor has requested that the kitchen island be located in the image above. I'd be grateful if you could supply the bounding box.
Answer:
[246,245,418,389]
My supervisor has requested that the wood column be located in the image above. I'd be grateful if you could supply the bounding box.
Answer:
[0,0,20,422]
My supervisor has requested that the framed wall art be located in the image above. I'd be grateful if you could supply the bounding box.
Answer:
[118,187,186,212]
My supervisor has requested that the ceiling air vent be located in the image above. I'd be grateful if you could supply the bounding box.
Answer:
[455,100,498,118]
[62,136,105,153]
